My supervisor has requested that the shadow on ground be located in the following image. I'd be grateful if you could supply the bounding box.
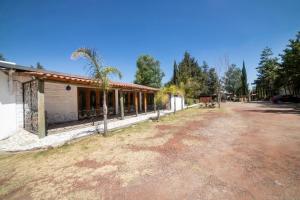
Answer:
[245,101,300,115]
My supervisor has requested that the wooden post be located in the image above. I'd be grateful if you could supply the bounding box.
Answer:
[96,89,100,115]
[144,92,147,113]
[139,91,142,112]
[153,93,157,111]
[85,88,90,112]
[112,90,115,115]
[114,89,119,115]
[134,91,138,116]
[120,91,124,120]
[38,79,46,138]
[127,92,131,113]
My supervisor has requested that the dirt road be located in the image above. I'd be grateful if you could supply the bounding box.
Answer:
[1,102,300,199]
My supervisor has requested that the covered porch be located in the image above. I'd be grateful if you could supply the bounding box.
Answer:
[46,87,157,135]
[76,87,156,120]
[19,70,159,138]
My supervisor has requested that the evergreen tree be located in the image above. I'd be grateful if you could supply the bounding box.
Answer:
[224,64,242,96]
[171,61,178,85]
[134,55,165,88]
[201,61,209,95]
[207,68,218,95]
[176,51,203,98]
[241,61,248,96]
[256,47,279,97]
[280,32,300,95]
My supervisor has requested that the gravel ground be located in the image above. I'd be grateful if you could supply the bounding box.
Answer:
[0,102,300,200]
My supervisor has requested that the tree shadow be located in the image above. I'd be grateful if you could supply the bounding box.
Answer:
[246,101,300,116]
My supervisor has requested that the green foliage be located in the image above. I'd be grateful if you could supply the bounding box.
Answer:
[241,61,248,96]
[170,61,179,85]
[134,55,165,88]
[71,48,122,90]
[167,52,219,98]
[207,68,218,95]
[255,47,280,97]
[279,32,300,95]
[224,64,242,95]
[71,47,122,135]
[154,88,169,109]
[254,31,300,98]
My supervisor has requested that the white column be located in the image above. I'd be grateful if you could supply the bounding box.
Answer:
[115,89,119,115]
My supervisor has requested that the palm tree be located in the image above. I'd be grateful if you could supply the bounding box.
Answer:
[71,48,122,136]
[154,87,169,121]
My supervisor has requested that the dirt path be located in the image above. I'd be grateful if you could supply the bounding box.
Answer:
[1,102,300,199]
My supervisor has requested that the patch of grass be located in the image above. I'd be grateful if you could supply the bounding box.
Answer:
[32,142,75,159]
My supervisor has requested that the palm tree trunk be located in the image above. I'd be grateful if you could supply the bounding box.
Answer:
[103,90,108,136]
[157,109,160,121]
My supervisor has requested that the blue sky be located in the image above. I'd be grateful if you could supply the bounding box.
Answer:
[1,0,300,86]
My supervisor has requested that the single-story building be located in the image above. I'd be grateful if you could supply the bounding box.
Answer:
[0,61,184,140]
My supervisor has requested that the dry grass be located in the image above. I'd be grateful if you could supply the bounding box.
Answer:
[0,107,212,199]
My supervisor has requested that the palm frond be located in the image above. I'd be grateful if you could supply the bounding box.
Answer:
[102,66,122,79]
[71,48,101,71]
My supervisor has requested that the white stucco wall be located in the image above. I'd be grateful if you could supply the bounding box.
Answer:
[0,71,29,140]
[170,95,185,111]
[0,71,17,140]
[45,82,78,124]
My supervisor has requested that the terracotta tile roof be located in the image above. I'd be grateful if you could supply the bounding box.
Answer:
[0,61,159,91]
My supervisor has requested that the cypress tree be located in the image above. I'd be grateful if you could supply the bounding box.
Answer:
[172,61,178,85]
[241,61,248,96]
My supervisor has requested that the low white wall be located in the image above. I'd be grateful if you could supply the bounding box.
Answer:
[45,82,78,124]
[170,95,185,111]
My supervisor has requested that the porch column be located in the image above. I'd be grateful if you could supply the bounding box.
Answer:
[144,92,147,113]
[96,90,100,115]
[154,93,157,111]
[114,89,119,115]
[86,88,90,112]
[134,91,138,116]
[139,91,142,112]
[120,91,124,120]
[38,79,46,138]
[127,92,131,113]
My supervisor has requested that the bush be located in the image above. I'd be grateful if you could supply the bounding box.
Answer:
[186,98,199,105]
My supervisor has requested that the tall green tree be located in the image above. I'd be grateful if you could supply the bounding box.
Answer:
[224,64,242,96]
[176,52,203,98]
[134,55,165,88]
[200,61,209,95]
[71,48,122,136]
[170,61,179,85]
[280,32,300,95]
[207,68,219,95]
[241,61,248,96]
[256,47,279,97]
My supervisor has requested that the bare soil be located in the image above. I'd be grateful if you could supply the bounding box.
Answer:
[1,102,300,200]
